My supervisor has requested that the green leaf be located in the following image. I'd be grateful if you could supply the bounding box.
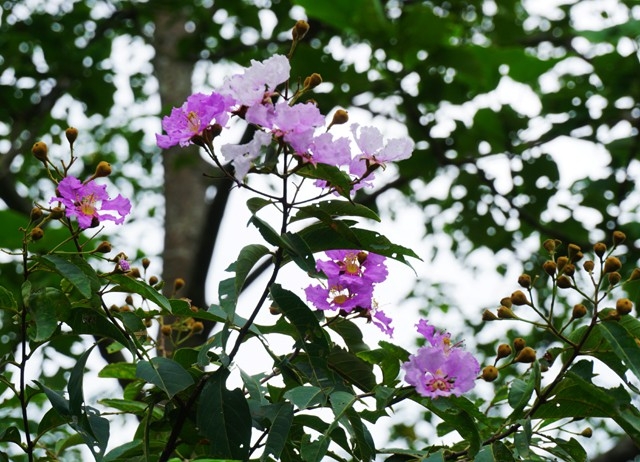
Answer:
[69,344,97,415]
[247,197,273,214]
[328,346,376,392]
[99,399,163,420]
[328,318,368,354]
[345,408,375,461]
[197,370,252,460]
[292,200,381,223]
[508,377,534,415]
[37,408,68,438]
[35,380,70,416]
[298,222,420,267]
[261,402,294,462]
[284,386,326,410]
[28,287,71,342]
[65,307,130,347]
[105,273,172,312]
[0,286,17,313]
[135,357,194,399]
[426,397,481,457]
[269,284,329,354]
[249,215,283,247]
[231,244,271,295]
[546,437,587,462]
[38,254,100,299]
[0,426,21,445]
[98,362,137,380]
[598,320,640,383]
[281,231,317,275]
[295,163,353,198]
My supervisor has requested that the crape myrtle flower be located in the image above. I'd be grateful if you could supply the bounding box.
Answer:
[402,320,480,398]
[349,123,415,183]
[156,92,232,149]
[221,54,290,107]
[220,130,272,181]
[305,250,393,335]
[50,176,131,229]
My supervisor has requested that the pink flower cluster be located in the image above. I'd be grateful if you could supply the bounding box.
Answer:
[155,54,414,186]
[304,250,393,335]
[402,320,480,398]
[50,176,131,229]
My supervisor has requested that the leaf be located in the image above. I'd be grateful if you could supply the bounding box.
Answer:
[35,381,70,416]
[328,346,376,392]
[28,287,70,341]
[69,344,97,415]
[426,397,482,457]
[0,286,17,313]
[284,386,326,410]
[345,408,375,462]
[105,273,172,312]
[231,244,271,295]
[38,254,100,299]
[65,307,130,347]
[249,215,283,247]
[98,362,137,380]
[261,402,294,462]
[281,231,317,275]
[247,197,273,214]
[598,320,640,384]
[298,222,420,267]
[37,408,68,438]
[291,200,381,223]
[197,370,252,460]
[269,284,329,354]
[99,399,163,420]
[135,357,194,399]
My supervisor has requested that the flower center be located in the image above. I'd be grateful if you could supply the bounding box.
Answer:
[186,111,201,134]
[79,193,97,217]
[425,370,455,393]
[342,253,361,276]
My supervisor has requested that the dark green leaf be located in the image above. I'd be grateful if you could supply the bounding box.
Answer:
[66,307,130,347]
[38,254,100,299]
[292,200,380,223]
[284,386,326,410]
[231,244,271,294]
[105,273,172,312]
[0,285,17,313]
[261,402,294,462]
[599,320,640,384]
[197,370,252,460]
[28,287,70,341]
[69,344,97,415]
[135,357,194,399]
[328,346,376,392]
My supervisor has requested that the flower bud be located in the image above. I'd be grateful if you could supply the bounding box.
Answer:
[497,343,512,359]
[613,230,626,246]
[513,337,526,351]
[142,257,150,269]
[608,272,622,286]
[356,251,368,264]
[143,318,153,328]
[510,290,529,306]
[65,127,78,145]
[556,256,569,273]
[616,298,633,315]
[149,275,159,285]
[30,227,44,241]
[629,268,640,281]
[161,325,172,336]
[95,241,112,253]
[50,206,64,220]
[580,427,593,438]
[568,243,582,262]
[556,275,572,289]
[515,346,536,363]
[583,260,595,273]
[572,304,587,319]
[543,239,558,253]
[269,304,282,315]
[482,309,498,321]
[497,306,516,319]
[93,161,112,178]
[174,278,185,292]
[500,297,512,308]
[125,295,134,305]
[191,321,204,334]
[593,242,607,258]
[563,263,576,277]
[32,141,48,162]
[292,19,310,41]
[518,274,532,288]
[30,207,43,220]
[482,365,499,382]
[542,261,557,276]
[604,256,622,274]
[128,267,141,278]
[303,73,322,90]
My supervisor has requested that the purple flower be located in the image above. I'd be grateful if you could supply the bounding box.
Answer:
[349,124,414,178]
[156,92,232,149]
[221,54,290,107]
[402,321,480,398]
[305,250,393,335]
[220,130,272,180]
[306,132,352,167]
[118,259,131,272]
[50,176,131,229]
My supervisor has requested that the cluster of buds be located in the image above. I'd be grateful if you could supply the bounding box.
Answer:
[482,337,536,382]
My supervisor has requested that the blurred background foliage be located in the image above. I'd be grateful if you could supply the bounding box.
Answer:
[2,0,640,459]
